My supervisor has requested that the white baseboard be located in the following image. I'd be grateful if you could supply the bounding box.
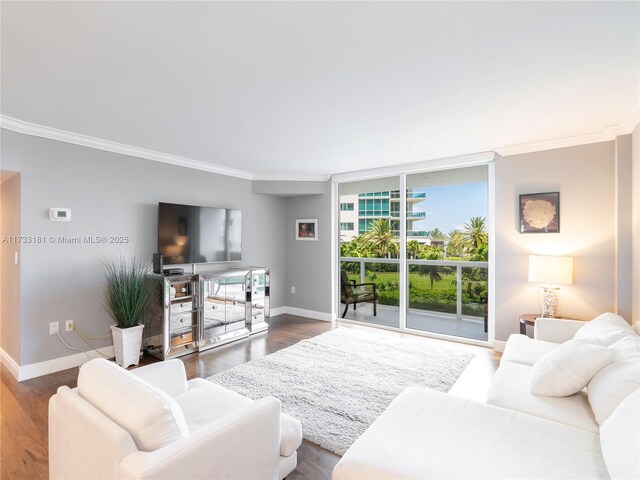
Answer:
[493,340,506,353]
[8,346,115,382]
[270,306,287,317]
[0,348,20,380]
[10,306,333,382]
[271,306,335,322]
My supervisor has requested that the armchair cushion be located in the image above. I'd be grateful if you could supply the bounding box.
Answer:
[178,378,302,457]
[343,290,378,304]
[119,397,282,480]
[175,379,253,431]
[130,359,189,398]
[340,270,378,303]
[77,359,189,452]
[280,414,303,457]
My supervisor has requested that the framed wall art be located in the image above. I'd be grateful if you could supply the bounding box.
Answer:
[519,192,559,233]
[295,219,318,241]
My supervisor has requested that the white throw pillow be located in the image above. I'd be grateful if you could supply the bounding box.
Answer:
[587,336,640,424]
[600,388,640,479]
[530,339,614,397]
[574,312,636,347]
[78,358,189,451]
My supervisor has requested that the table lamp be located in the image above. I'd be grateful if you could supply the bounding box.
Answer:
[528,254,574,318]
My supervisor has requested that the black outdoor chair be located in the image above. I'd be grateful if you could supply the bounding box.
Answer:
[340,270,378,319]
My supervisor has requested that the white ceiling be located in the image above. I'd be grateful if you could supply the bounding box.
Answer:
[1,1,638,180]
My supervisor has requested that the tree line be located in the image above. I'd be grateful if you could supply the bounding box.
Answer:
[340,216,488,262]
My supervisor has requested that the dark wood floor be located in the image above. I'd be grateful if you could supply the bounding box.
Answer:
[0,315,500,480]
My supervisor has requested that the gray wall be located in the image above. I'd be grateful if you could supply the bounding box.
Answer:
[284,182,332,313]
[1,129,287,365]
[494,141,618,341]
[0,173,21,361]
[3,126,636,363]
[279,140,628,340]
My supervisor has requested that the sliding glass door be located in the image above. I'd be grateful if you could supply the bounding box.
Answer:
[338,165,490,342]
[405,166,488,341]
[338,176,400,328]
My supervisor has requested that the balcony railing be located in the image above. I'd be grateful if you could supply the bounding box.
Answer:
[340,257,488,321]
[390,231,430,237]
[359,212,391,217]
[391,192,426,199]
[390,211,426,218]
[357,191,426,200]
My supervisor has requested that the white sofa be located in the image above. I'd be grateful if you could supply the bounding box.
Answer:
[49,358,303,480]
[333,314,640,479]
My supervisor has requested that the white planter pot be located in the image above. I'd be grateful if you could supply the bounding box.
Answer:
[111,324,144,368]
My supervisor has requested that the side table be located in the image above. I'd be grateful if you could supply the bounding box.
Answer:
[519,314,539,335]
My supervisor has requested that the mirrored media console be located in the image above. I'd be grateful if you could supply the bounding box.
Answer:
[143,267,270,360]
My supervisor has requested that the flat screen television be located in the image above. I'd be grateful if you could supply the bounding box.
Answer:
[158,202,242,264]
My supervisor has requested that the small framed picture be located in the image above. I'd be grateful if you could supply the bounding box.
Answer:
[519,192,560,233]
[295,219,318,241]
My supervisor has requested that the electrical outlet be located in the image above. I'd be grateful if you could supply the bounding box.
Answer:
[291,286,296,294]
[65,320,74,332]
[49,322,59,335]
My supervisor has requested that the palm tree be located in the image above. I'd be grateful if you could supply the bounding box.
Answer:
[407,240,421,259]
[362,219,397,258]
[429,228,446,241]
[462,217,488,250]
[446,229,466,257]
[417,247,443,290]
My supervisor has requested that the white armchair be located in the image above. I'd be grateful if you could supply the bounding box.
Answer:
[49,358,302,480]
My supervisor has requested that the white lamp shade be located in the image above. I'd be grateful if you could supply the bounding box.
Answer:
[528,255,574,285]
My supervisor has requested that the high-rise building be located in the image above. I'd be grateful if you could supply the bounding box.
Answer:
[339,190,429,242]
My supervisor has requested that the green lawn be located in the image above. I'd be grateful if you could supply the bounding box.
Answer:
[347,271,458,292]
[344,268,487,316]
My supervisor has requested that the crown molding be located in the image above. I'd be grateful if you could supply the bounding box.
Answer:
[618,96,639,134]
[496,98,640,157]
[495,130,614,157]
[331,151,494,183]
[252,172,330,182]
[3,104,639,180]
[1,115,268,181]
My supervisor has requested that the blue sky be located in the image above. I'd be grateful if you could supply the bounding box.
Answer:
[411,182,487,234]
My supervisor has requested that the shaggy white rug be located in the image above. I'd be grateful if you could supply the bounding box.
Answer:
[209,327,474,455]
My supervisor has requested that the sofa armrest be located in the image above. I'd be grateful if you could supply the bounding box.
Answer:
[119,397,281,480]
[49,386,138,480]
[534,318,586,343]
[130,359,188,397]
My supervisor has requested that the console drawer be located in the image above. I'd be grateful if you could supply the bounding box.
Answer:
[171,332,193,347]
[170,300,193,315]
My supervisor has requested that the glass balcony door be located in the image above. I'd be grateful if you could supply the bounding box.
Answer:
[337,165,490,343]
[405,166,489,341]
[339,176,400,329]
